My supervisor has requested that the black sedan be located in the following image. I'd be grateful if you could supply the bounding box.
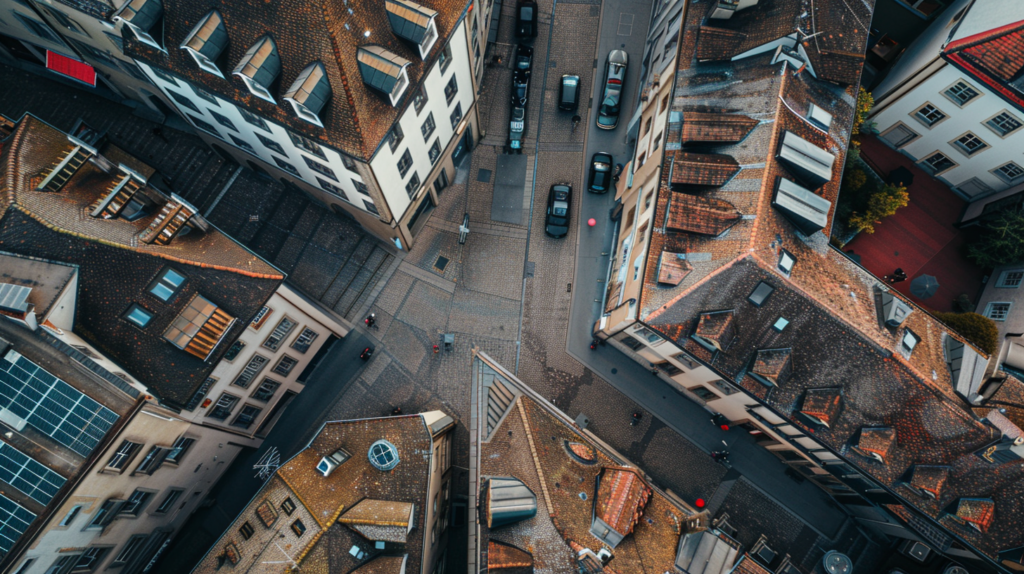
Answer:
[515,0,538,37]
[545,183,572,238]
[588,152,613,193]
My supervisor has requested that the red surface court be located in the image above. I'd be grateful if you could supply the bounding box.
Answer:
[843,136,985,313]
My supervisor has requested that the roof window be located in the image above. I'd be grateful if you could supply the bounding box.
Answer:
[115,0,164,50]
[879,290,912,327]
[357,46,411,106]
[385,0,439,58]
[283,62,332,127]
[778,250,795,275]
[0,284,31,316]
[776,131,835,189]
[316,449,350,477]
[807,103,833,131]
[233,37,280,103]
[180,11,228,77]
[772,178,831,235]
[368,440,400,471]
[773,317,789,331]
[748,281,774,306]
[901,328,921,357]
[163,294,236,360]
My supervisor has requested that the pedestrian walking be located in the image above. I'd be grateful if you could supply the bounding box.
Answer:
[884,268,907,284]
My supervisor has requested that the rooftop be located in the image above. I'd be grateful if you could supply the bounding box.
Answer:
[942,7,1024,114]
[0,252,77,321]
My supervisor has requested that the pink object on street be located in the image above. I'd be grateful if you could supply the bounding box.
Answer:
[695,498,706,508]
[588,218,597,227]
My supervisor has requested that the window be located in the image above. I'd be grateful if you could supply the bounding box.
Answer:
[429,139,442,164]
[341,155,359,173]
[643,117,652,136]
[107,440,142,470]
[450,103,463,129]
[291,328,319,353]
[151,67,179,86]
[239,107,271,132]
[281,498,296,515]
[39,6,86,35]
[318,178,348,200]
[187,114,220,135]
[620,335,644,350]
[364,200,380,215]
[773,317,790,331]
[748,281,774,306]
[224,340,246,361]
[13,13,62,44]
[208,393,239,420]
[239,522,255,540]
[882,123,919,148]
[192,85,220,106]
[289,132,326,159]
[998,270,1024,288]
[413,86,429,114]
[272,356,298,376]
[74,548,108,572]
[134,446,169,475]
[945,81,979,106]
[434,169,449,194]
[274,156,299,175]
[89,499,123,528]
[232,405,262,428]
[169,91,200,113]
[233,355,268,388]
[44,555,76,574]
[166,436,196,464]
[635,327,662,344]
[914,103,945,126]
[264,317,296,350]
[996,162,1024,182]
[121,489,153,516]
[421,113,436,141]
[660,362,682,376]
[691,387,718,402]
[653,131,662,151]
[251,306,272,329]
[252,379,281,402]
[149,268,186,301]
[156,489,184,514]
[124,304,153,328]
[779,250,796,274]
[712,379,738,395]
[353,180,370,196]
[291,519,307,537]
[60,505,81,526]
[899,0,947,18]
[439,43,453,73]
[923,152,955,174]
[953,132,987,155]
[257,133,286,154]
[229,134,256,154]
[113,535,145,566]
[397,150,414,177]
[297,156,335,181]
[987,112,1023,136]
[986,302,1012,321]
[405,172,421,198]
[901,329,920,354]
[388,123,405,153]
[444,76,458,104]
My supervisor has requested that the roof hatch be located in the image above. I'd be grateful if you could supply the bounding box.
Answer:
[772,178,831,235]
[316,449,350,477]
[776,131,835,189]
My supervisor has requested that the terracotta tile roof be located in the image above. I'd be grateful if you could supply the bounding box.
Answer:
[852,427,896,463]
[487,540,533,572]
[732,555,773,574]
[671,152,740,187]
[948,23,1024,81]
[694,26,747,61]
[749,348,793,386]
[665,194,742,236]
[799,388,842,428]
[694,310,735,350]
[949,498,996,533]
[657,251,692,286]
[903,465,950,500]
[680,112,758,145]
[350,555,407,573]
[338,499,414,542]
[593,466,652,542]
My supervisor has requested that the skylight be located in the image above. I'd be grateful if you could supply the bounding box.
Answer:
[773,317,789,331]
[778,250,795,274]
[748,281,774,306]
[902,328,921,356]
[368,440,399,471]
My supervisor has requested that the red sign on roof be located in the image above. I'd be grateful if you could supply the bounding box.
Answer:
[46,51,96,87]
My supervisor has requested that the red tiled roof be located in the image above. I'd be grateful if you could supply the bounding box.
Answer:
[671,152,740,187]
[906,465,949,499]
[594,467,651,539]
[681,112,758,145]
[800,388,842,428]
[658,251,693,286]
[750,348,792,384]
[953,498,996,533]
[695,26,747,61]
[853,427,896,463]
[666,194,742,236]
[958,27,1024,81]
[488,540,534,570]
[694,311,735,347]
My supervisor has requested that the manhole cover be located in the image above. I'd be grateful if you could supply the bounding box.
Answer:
[435,256,450,272]
[477,169,492,183]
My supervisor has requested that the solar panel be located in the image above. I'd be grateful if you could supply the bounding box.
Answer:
[0,494,35,558]
[0,351,119,457]
[0,443,66,506]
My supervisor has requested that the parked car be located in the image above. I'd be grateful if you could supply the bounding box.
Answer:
[545,183,572,238]
[511,74,530,107]
[597,50,628,130]
[509,106,526,152]
[516,0,538,37]
[588,152,613,193]
[514,44,533,76]
[558,74,580,112]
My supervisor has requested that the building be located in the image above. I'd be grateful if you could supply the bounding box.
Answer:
[593,0,1024,571]
[191,410,455,574]
[870,0,1024,202]
[0,113,345,439]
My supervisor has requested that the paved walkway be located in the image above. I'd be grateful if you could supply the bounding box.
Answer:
[847,136,985,312]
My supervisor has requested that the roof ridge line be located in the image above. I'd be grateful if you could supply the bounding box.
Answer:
[515,398,556,518]
[644,253,750,322]
[742,62,790,259]
[319,4,368,159]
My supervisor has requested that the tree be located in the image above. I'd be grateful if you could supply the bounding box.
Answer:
[852,88,874,136]
[933,312,999,355]
[849,184,909,234]
[968,210,1024,269]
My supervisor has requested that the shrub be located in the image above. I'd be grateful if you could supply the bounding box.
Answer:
[852,88,874,136]
[849,184,909,234]
[933,312,999,355]
[967,209,1024,269]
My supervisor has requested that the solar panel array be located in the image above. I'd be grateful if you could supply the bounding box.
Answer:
[0,443,66,506]
[0,351,119,457]
[0,494,34,559]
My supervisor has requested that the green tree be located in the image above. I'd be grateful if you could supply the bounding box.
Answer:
[968,210,1024,268]
[849,184,909,234]
[933,312,999,355]
[852,88,874,136]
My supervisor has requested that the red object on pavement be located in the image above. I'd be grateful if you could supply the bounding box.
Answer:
[720,424,730,431]
[587,218,597,227]
[46,51,96,86]
[433,344,439,354]
[695,498,705,508]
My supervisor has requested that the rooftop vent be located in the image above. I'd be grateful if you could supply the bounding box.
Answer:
[879,290,913,327]
[0,284,31,315]
[385,0,439,58]
[233,36,281,103]
[943,334,988,404]
[748,348,792,387]
[807,103,833,131]
[316,449,350,477]
[368,439,400,471]
[357,46,411,107]
[776,131,835,189]
[772,178,831,235]
[180,10,228,77]
[283,62,332,127]
[115,0,164,50]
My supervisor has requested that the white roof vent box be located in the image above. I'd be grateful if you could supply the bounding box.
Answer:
[317,449,351,477]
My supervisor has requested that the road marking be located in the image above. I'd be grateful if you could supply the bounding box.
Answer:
[617,13,633,36]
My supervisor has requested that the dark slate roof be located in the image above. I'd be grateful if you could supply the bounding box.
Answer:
[0,114,282,407]
[125,0,471,160]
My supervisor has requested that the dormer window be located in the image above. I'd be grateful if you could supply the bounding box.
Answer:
[233,36,280,103]
[385,0,439,59]
[115,0,164,51]
[180,11,228,77]
[357,46,411,107]
[283,62,332,127]
[316,449,350,477]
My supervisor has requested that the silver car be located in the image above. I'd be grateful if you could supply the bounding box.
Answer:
[597,50,628,130]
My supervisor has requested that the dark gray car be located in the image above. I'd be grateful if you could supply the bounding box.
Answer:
[597,50,628,130]
[558,74,580,112]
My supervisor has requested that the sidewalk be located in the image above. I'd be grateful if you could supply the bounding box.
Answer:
[845,135,986,312]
